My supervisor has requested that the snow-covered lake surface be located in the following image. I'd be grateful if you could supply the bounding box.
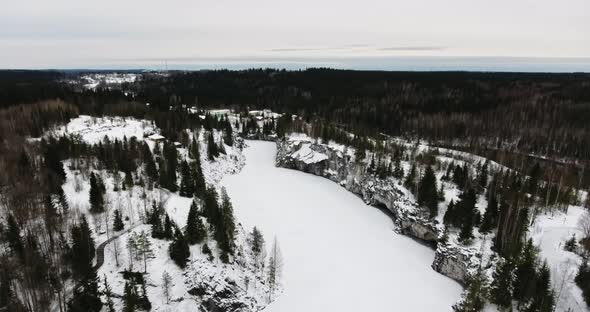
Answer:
[223,141,462,312]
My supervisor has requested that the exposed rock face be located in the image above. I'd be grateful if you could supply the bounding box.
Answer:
[275,137,477,284]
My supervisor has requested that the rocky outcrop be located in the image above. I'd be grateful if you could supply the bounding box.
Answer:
[275,137,478,284]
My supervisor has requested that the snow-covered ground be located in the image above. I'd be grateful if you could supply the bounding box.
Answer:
[223,141,463,312]
[46,115,157,144]
[531,206,588,312]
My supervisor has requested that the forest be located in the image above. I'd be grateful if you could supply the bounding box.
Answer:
[0,69,589,312]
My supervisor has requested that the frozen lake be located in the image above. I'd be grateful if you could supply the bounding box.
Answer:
[223,141,462,311]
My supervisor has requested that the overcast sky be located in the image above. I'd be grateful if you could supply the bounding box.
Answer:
[1,0,589,70]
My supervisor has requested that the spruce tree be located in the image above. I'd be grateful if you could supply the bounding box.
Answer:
[68,271,102,312]
[192,162,206,197]
[529,261,555,312]
[479,193,498,234]
[218,188,236,263]
[185,200,207,244]
[169,227,190,268]
[122,282,136,312]
[454,269,487,312]
[89,172,105,213]
[457,189,477,242]
[163,214,174,240]
[404,163,417,193]
[575,257,590,304]
[142,142,158,183]
[418,165,438,218]
[71,216,95,276]
[459,216,474,242]
[443,200,456,226]
[207,132,218,161]
[179,160,194,197]
[477,160,489,190]
[163,142,178,192]
[102,276,115,312]
[393,158,404,179]
[513,239,538,302]
[489,259,513,308]
[113,209,124,231]
[224,120,234,146]
[5,214,24,260]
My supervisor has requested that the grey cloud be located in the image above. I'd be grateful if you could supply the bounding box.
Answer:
[377,46,446,51]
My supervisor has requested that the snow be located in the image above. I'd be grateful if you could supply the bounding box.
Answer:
[79,73,138,90]
[46,115,157,144]
[531,206,588,312]
[223,141,463,312]
[290,143,329,164]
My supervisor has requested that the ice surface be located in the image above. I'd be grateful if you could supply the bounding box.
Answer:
[223,141,462,312]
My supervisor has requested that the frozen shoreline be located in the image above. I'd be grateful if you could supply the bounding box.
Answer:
[223,140,462,312]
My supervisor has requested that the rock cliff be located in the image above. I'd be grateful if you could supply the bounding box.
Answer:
[275,136,480,284]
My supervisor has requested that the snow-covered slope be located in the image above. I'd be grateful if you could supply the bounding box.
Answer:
[531,207,588,311]
[49,116,273,312]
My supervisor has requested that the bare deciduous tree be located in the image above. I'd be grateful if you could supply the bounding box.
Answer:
[162,271,172,304]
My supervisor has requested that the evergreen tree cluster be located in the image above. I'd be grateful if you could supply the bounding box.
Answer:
[576,258,590,306]
[122,273,152,312]
[89,172,106,213]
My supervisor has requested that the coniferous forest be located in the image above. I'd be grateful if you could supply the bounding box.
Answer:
[0,69,589,312]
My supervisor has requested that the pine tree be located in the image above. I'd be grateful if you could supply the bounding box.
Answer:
[89,172,105,213]
[418,165,438,218]
[185,200,207,244]
[169,227,190,268]
[136,231,154,273]
[113,209,124,232]
[179,160,194,197]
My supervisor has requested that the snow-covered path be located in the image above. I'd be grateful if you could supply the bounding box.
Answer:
[223,141,462,312]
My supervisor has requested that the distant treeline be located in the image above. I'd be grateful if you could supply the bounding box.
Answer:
[2,68,590,169]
